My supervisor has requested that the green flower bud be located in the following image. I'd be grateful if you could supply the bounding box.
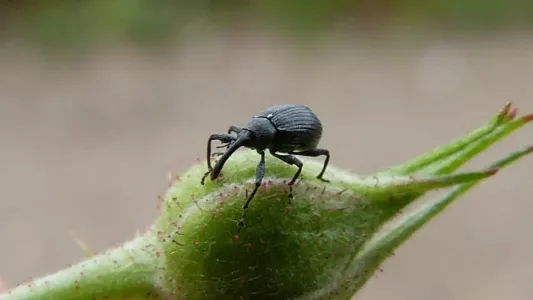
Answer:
[2,103,531,300]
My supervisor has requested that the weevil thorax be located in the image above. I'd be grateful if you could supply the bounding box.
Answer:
[243,116,277,150]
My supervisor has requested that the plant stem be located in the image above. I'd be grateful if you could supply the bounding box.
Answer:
[1,233,163,300]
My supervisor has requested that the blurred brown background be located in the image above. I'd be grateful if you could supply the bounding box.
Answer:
[1,1,533,299]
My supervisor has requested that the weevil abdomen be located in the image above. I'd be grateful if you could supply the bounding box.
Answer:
[255,104,323,152]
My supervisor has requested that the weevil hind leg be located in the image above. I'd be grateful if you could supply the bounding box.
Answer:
[270,151,303,203]
[290,148,330,182]
[238,150,266,232]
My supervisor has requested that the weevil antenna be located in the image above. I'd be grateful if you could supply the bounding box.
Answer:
[211,130,251,180]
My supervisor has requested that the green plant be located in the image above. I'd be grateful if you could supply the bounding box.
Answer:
[2,102,531,299]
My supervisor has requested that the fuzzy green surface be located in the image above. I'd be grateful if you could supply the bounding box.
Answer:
[152,150,498,299]
[2,235,164,300]
[155,151,409,299]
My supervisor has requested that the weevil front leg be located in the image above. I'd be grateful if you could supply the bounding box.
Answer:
[201,133,237,185]
[228,125,243,135]
[214,125,243,152]
[237,150,266,232]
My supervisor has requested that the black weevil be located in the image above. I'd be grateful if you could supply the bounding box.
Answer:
[201,104,330,231]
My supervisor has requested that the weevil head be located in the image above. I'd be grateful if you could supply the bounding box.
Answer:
[210,117,276,181]
[243,117,277,150]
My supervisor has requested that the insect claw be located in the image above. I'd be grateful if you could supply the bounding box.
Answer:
[318,176,330,183]
[200,170,212,185]
[287,187,294,204]
[237,220,245,232]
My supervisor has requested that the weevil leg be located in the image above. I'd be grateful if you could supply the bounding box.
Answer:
[214,126,243,151]
[290,148,330,182]
[238,150,266,232]
[201,133,237,185]
[270,151,303,203]
[228,125,243,135]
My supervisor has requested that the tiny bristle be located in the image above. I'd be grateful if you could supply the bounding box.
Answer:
[485,168,499,176]
[522,113,533,122]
